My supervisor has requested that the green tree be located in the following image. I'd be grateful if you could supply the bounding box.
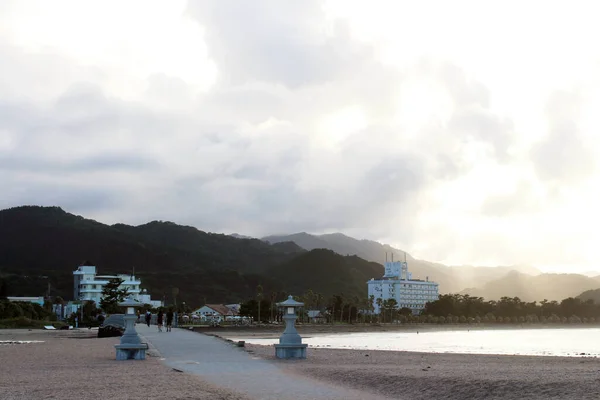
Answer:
[338,293,346,323]
[100,278,129,314]
[239,298,271,322]
[399,307,412,316]
[350,295,360,323]
[82,300,97,319]
[375,297,383,323]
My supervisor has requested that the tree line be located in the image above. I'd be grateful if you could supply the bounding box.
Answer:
[422,294,600,323]
[239,287,404,323]
[238,288,600,325]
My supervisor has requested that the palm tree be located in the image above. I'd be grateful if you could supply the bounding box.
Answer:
[53,296,65,320]
[270,292,277,322]
[303,289,314,324]
[376,297,383,323]
[256,285,263,324]
[368,295,375,322]
[350,295,360,323]
[315,292,324,315]
[338,293,345,323]
[330,295,337,324]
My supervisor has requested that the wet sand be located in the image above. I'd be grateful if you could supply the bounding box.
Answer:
[246,343,600,400]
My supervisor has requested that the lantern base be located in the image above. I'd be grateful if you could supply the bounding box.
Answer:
[115,343,148,360]
[274,343,307,359]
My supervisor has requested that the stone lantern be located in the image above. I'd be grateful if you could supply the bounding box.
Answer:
[115,295,147,360]
[274,295,307,359]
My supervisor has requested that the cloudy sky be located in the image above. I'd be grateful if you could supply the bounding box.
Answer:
[1,1,599,272]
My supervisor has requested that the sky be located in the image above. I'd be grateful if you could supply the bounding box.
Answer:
[1,1,599,273]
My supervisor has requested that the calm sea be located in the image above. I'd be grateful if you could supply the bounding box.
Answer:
[235,328,600,357]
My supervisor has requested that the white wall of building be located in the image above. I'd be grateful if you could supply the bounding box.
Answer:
[139,292,163,308]
[368,261,439,315]
[73,265,160,307]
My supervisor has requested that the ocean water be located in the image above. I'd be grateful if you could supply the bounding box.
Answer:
[235,328,600,357]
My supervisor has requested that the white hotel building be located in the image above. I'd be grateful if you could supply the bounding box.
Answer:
[368,260,439,315]
[73,265,161,307]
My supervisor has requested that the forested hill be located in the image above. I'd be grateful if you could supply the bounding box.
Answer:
[0,206,382,305]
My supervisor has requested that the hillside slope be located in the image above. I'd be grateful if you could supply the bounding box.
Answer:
[0,206,301,303]
[266,249,383,300]
[462,271,600,302]
[0,206,381,306]
[577,287,600,303]
[262,232,543,294]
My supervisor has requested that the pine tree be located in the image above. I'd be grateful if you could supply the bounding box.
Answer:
[100,278,129,314]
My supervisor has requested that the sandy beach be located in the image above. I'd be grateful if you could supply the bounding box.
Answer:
[0,329,250,400]
[4,327,600,400]
[245,343,600,400]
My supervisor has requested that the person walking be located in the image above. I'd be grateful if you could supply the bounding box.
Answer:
[157,310,164,332]
[166,308,174,332]
[145,310,152,327]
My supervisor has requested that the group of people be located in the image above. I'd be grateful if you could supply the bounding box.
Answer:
[143,309,175,332]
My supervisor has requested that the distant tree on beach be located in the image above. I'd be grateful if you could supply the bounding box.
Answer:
[399,307,412,316]
[239,298,271,323]
[100,278,129,314]
[422,293,600,324]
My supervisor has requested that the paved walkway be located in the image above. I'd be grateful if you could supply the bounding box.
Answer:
[136,324,388,400]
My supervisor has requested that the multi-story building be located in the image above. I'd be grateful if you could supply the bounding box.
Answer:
[138,289,163,309]
[72,265,142,304]
[367,258,439,315]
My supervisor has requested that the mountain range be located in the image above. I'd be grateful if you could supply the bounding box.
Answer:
[1,205,598,305]
[0,206,379,304]
[261,233,599,302]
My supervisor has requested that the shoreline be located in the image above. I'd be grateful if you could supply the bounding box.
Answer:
[196,322,600,339]
[204,326,600,359]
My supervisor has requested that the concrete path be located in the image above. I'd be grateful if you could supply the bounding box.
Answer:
[137,324,388,400]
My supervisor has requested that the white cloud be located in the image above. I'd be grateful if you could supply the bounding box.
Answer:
[1,0,600,273]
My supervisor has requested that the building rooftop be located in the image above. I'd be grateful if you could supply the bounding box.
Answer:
[203,304,237,316]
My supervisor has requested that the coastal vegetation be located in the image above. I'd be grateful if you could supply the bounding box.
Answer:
[0,299,65,328]
[421,294,600,324]
[237,291,600,326]
[99,278,129,313]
